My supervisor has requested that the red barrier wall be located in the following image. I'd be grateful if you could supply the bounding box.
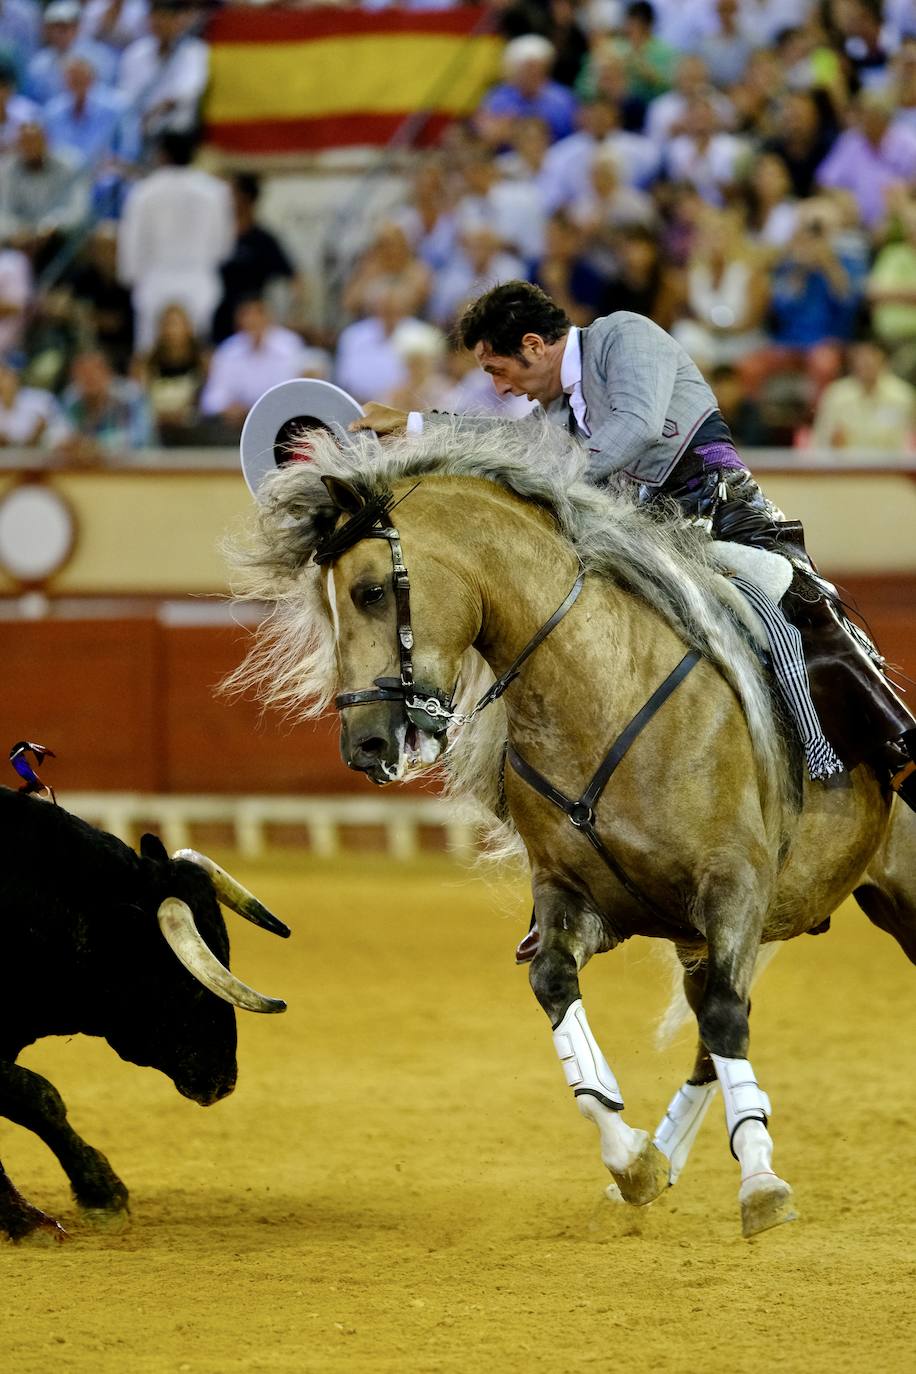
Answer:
[1,575,913,794]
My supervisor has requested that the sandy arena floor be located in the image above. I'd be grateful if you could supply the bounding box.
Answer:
[2,850,916,1373]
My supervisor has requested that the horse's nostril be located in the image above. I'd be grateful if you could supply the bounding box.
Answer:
[357,735,387,760]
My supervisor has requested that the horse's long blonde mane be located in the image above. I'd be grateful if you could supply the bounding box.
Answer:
[226,416,792,854]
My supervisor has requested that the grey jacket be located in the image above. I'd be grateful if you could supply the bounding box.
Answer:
[544,312,719,488]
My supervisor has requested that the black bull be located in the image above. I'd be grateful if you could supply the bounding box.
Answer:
[0,788,288,1243]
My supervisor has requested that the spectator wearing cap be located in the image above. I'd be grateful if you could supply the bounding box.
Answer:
[118,0,208,139]
[59,348,154,459]
[0,355,71,446]
[44,55,141,169]
[212,172,298,343]
[24,0,116,106]
[117,131,232,350]
[0,56,37,153]
[200,296,326,432]
[0,122,89,267]
[817,90,916,231]
[812,338,916,453]
[476,34,578,146]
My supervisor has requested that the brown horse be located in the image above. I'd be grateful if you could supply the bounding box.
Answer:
[229,418,916,1237]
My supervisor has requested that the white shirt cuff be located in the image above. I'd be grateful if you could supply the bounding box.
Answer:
[406,411,424,435]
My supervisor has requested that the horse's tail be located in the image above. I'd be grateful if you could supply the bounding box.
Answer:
[654,942,781,1048]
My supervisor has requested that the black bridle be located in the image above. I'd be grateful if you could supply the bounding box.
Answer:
[315,489,586,730]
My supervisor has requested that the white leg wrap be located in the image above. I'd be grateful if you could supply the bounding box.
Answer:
[552,999,624,1111]
[652,1080,719,1184]
[711,1054,770,1157]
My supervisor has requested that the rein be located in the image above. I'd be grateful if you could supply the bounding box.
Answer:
[508,650,700,918]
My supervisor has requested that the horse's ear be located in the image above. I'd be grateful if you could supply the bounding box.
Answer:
[321,476,365,515]
[140,833,169,863]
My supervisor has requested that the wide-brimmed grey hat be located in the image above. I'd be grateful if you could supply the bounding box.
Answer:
[239,378,365,501]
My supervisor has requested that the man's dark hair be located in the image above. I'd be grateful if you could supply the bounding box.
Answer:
[233,172,261,204]
[157,131,196,166]
[627,2,656,29]
[458,281,570,359]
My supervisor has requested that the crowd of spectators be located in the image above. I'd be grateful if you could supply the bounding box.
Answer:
[0,0,912,459]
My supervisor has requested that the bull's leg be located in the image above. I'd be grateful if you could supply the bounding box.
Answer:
[652,962,719,1185]
[699,872,797,1238]
[0,1161,67,1244]
[528,882,668,1206]
[0,1062,129,1224]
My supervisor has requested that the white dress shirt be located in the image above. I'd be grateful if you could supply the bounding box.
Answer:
[560,326,590,437]
[200,326,315,416]
[118,165,233,348]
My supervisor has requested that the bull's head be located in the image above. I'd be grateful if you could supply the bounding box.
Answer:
[104,836,289,1106]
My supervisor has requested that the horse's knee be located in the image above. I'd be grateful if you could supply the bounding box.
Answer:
[529,946,578,1024]
[698,982,749,1059]
[0,1065,68,1133]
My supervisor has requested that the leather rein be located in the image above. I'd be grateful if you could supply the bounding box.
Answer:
[317,489,700,916]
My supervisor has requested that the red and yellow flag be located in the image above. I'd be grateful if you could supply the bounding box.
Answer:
[205,8,503,154]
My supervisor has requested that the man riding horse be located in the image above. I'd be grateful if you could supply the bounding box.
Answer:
[355,280,916,827]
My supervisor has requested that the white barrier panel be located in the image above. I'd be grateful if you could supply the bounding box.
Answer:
[59,792,479,862]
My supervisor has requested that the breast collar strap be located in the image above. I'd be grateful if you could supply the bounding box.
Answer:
[332,519,586,729]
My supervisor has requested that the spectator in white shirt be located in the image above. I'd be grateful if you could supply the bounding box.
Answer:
[200,296,323,430]
[0,357,70,446]
[540,97,659,214]
[644,55,732,152]
[335,286,421,404]
[118,0,208,139]
[666,91,749,205]
[453,144,546,263]
[118,130,233,349]
[24,0,116,105]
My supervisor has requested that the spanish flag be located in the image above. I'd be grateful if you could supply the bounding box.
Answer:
[205,8,503,154]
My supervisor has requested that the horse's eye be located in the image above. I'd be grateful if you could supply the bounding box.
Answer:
[357,584,385,608]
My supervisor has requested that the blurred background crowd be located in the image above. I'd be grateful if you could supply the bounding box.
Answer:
[0,0,913,460]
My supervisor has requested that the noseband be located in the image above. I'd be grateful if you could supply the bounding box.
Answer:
[314,486,586,731]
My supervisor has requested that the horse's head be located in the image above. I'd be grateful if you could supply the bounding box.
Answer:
[319,476,481,785]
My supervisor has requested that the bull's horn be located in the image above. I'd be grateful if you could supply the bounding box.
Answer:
[157,898,287,1014]
[172,849,291,939]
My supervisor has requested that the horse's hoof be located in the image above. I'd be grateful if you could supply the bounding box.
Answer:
[740,1175,798,1238]
[611,1139,670,1207]
[77,1204,130,1234]
[5,1211,69,1246]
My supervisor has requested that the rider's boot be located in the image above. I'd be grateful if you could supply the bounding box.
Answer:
[781,584,916,805]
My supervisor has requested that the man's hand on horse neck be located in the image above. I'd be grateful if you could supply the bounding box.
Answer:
[349,403,409,436]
